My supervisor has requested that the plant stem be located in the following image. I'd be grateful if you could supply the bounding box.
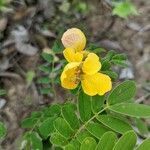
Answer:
[74,106,108,138]
[51,57,57,101]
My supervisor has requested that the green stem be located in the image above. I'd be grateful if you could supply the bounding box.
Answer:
[74,106,108,138]
[51,57,57,101]
[75,85,81,101]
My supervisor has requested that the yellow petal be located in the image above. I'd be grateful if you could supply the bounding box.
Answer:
[97,73,112,95]
[61,28,86,52]
[82,53,101,75]
[63,48,83,62]
[60,62,80,89]
[81,73,100,96]
[81,73,112,96]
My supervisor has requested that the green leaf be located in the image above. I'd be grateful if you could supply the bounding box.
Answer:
[136,138,150,150]
[54,117,74,138]
[42,104,61,118]
[38,77,51,84]
[50,133,68,147]
[65,144,76,150]
[101,60,111,71]
[96,131,117,150]
[48,104,61,117]
[41,52,53,62]
[30,132,43,150]
[135,118,149,136]
[70,139,80,150]
[78,91,92,122]
[112,54,127,61]
[91,95,104,113]
[0,89,6,96]
[86,122,109,139]
[70,87,80,95]
[52,40,63,53]
[31,111,42,118]
[0,0,6,6]
[77,130,92,143]
[80,137,97,150]
[87,44,106,53]
[101,70,118,80]
[76,2,88,13]
[113,2,138,18]
[55,147,62,150]
[39,65,52,73]
[0,121,6,139]
[26,71,35,85]
[111,59,128,67]
[97,115,132,134]
[113,131,137,150]
[107,80,136,105]
[0,0,7,10]
[62,103,80,129]
[92,47,105,53]
[40,88,52,95]
[109,103,150,118]
[105,50,116,60]
[38,117,56,139]
[21,117,38,128]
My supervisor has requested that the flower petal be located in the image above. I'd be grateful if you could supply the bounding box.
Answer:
[82,53,101,75]
[63,48,83,62]
[61,62,80,89]
[61,28,86,52]
[81,73,100,96]
[97,73,112,95]
[81,73,112,96]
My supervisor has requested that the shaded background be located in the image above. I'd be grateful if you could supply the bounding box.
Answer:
[0,0,149,149]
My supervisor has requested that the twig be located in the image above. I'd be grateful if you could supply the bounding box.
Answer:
[0,72,22,80]
[136,93,150,103]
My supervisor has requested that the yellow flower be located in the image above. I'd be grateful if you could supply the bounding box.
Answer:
[61,53,112,96]
[61,28,112,96]
[63,47,84,62]
[63,47,89,63]
[61,28,86,52]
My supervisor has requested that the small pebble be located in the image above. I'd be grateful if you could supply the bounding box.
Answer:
[0,98,6,109]
[119,67,134,79]
[119,61,134,79]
